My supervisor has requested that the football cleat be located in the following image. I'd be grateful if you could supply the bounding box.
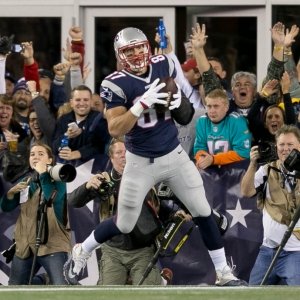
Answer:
[63,243,91,285]
[216,265,248,286]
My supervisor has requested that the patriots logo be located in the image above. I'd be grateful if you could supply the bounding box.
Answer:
[100,87,113,102]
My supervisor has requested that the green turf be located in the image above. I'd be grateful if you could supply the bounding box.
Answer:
[1,286,300,300]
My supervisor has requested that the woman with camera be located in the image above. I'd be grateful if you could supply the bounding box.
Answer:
[0,142,71,285]
[241,124,300,285]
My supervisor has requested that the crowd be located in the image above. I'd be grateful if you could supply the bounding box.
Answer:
[0,20,300,286]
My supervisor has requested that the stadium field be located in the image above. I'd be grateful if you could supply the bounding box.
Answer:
[0,286,300,300]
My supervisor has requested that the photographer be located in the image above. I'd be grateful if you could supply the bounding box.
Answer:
[241,124,300,285]
[67,137,174,285]
[0,142,71,285]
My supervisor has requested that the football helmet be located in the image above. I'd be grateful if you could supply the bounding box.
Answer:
[114,27,151,73]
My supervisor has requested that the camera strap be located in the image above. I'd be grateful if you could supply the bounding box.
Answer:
[262,165,298,202]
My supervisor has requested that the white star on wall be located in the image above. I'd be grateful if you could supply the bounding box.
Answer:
[227,199,252,228]
[67,159,95,213]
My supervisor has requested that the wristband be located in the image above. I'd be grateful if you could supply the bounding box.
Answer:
[261,90,269,98]
[54,75,65,81]
[273,45,284,52]
[130,101,144,117]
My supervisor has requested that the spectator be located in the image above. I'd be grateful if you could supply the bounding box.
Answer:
[181,58,205,108]
[52,84,110,166]
[194,88,251,169]
[248,72,296,146]
[26,80,56,147]
[0,95,27,150]
[0,94,30,182]
[91,93,105,113]
[12,79,32,135]
[50,62,70,114]
[38,68,54,102]
[207,57,227,83]
[207,56,231,95]
[64,26,246,287]
[5,71,16,97]
[241,124,300,285]
[22,41,40,92]
[0,142,71,285]
[191,23,257,117]
[21,40,60,118]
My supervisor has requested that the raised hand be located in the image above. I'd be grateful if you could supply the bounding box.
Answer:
[26,80,37,93]
[83,62,91,83]
[284,24,299,48]
[271,22,285,46]
[280,71,291,94]
[69,52,82,66]
[62,37,72,61]
[69,26,83,41]
[191,23,208,50]
[53,62,70,78]
[260,79,279,98]
[21,41,34,65]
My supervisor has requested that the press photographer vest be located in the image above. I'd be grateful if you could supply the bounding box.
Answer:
[260,160,300,240]
[14,187,71,259]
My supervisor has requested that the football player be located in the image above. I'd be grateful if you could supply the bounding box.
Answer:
[64,27,247,286]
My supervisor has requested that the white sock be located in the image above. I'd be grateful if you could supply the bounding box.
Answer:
[81,230,100,253]
[161,277,167,286]
[208,248,227,271]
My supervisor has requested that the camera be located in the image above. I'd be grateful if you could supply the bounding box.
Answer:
[257,141,278,165]
[284,149,300,173]
[97,177,114,197]
[0,34,14,55]
[47,164,76,182]
[11,43,23,53]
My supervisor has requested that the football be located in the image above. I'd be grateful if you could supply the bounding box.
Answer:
[154,77,178,113]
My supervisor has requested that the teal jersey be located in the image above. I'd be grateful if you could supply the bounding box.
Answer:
[194,112,252,158]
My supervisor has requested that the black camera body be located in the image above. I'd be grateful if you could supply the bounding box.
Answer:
[0,35,14,55]
[0,34,23,55]
[257,141,278,165]
[97,177,114,197]
[284,148,300,173]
